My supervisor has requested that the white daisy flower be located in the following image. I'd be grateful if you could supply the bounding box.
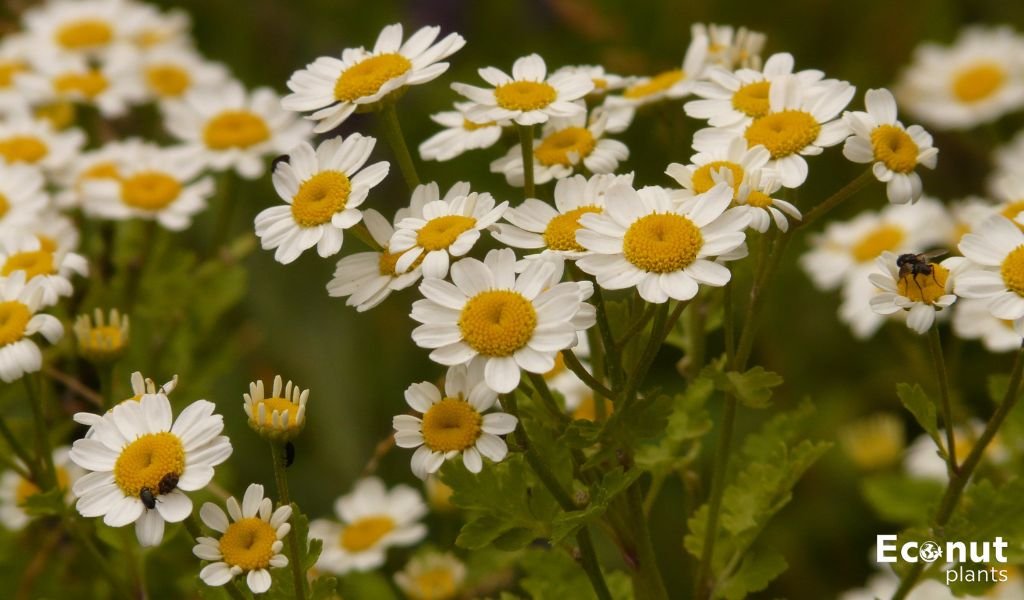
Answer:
[0,35,41,113]
[956,215,1024,334]
[953,298,1023,352]
[683,52,824,130]
[309,477,427,575]
[868,251,960,334]
[419,101,505,162]
[326,209,422,312]
[23,0,127,58]
[121,4,191,50]
[666,135,771,202]
[948,196,997,250]
[896,26,1024,130]
[81,144,214,231]
[992,129,1024,182]
[69,392,232,546]
[0,163,48,230]
[73,307,130,363]
[163,82,312,179]
[575,182,750,303]
[839,273,902,340]
[72,371,179,432]
[394,552,467,600]
[389,182,507,279]
[693,75,855,187]
[411,248,596,393]
[550,64,632,95]
[254,134,389,264]
[283,23,465,133]
[692,23,767,70]
[137,45,229,103]
[25,48,144,118]
[0,447,81,530]
[0,272,62,382]
[452,53,593,126]
[842,88,938,205]
[489,109,628,187]
[800,198,953,292]
[53,138,147,209]
[492,172,633,256]
[989,174,1024,228]
[0,234,87,306]
[0,113,84,172]
[242,374,308,442]
[732,168,802,233]
[394,362,518,478]
[193,483,292,594]
[606,31,709,108]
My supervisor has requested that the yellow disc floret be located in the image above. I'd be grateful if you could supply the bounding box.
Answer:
[1001,245,1024,297]
[691,161,743,195]
[2,249,55,279]
[871,125,919,173]
[55,20,113,50]
[408,568,458,600]
[745,190,774,208]
[534,127,596,167]
[851,225,905,263]
[416,215,476,251]
[203,110,270,150]
[0,61,25,89]
[494,81,557,111]
[459,290,537,357]
[250,396,302,430]
[897,262,950,304]
[112,432,185,498]
[0,136,48,164]
[0,301,30,346]
[54,70,108,98]
[340,516,396,552]
[145,65,191,97]
[623,70,684,100]
[623,213,703,273]
[121,172,182,211]
[731,81,771,118]
[219,517,278,570]
[744,110,820,158]
[334,54,412,102]
[952,62,1006,103]
[543,206,602,252]
[421,397,483,453]
[290,171,351,227]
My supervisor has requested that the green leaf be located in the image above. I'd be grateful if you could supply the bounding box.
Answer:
[896,383,941,448]
[724,367,783,409]
[310,575,339,600]
[338,571,398,600]
[21,487,67,518]
[861,474,943,525]
[714,548,788,600]
[519,548,633,600]
[550,467,642,542]
[634,376,713,473]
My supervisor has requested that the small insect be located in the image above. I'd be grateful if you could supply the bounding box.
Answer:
[158,473,179,495]
[140,487,156,510]
[896,250,947,279]
[284,442,296,468]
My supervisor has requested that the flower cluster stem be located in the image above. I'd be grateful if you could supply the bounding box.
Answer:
[927,325,958,474]
[269,442,307,600]
[517,124,536,200]
[24,377,55,487]
[379,102,421,191]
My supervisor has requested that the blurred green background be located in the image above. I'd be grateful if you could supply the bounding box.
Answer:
[78,0,1024,597]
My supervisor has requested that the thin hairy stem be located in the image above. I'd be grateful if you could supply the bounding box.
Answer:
[517,124,536,199]
[270,442,307,600]
[379,102,422,191]
[927,326,958,474]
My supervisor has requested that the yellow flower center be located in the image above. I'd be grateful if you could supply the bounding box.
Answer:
[534,127,596,167]
[0,194,8,218]
[55,19,113,50]
[745,190,774,208]
[897,263,950,304]
[731,80,771,118]
[623,69,684,99]
[461,119,495,131]
[2,249,56,279]
[870,125,918,174]
[623,213,703,273]
[1001,245,1024,297]
[203,110,270,150]
[744,110,821,159]
[543,206,602,252]
[80,325,124,353]
[145,64,191,97]
[15,466,69,505]
[0,301,30,346]
[0,61,25,88]
[494,81,557,111]
[121,172,182,211]
[54,70,108,98]
[219,517,278,570]
[840,416,904,470]
[408,568,458,600]
[112,432,185,498]
[459,290,537,357]
[572,396,614,422]
[691,160,743,195]
[0,136,48,164]
[379,246,423,276]
[251,397,301,430]
[333,53,412,102]
[35,101,76,130]
[850,225,905,263]
[416,215,476,252]
[339,516,396,552]
[290,171,351,227]
[952,62,1006,103]
[421,397,484,453]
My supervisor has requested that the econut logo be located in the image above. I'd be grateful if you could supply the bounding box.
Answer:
[876,535,1010,586]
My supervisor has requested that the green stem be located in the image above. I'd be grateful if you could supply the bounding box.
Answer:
[927,326,958,475]
[796,168,874,230]
[0,416,38,481]
[563,351,613,400]
[526,371,569,425]
[588,281,622,389]
[627,483,671,600]
[207,171,236,259]
[98,363,114,410]
[620,303,670,409]
[64,516,134,600]
[505,394,612,600]
[349,222,384,252]
[270,442,307,600]
[126,220,158,309]
[615,302,658,348]
[121,527,145,599]
[694,392,737,599]
[24,377,54,487]
[517,124,536,199]
[685,293,706,380]
[891,342,1024,600]
[379,102,421,191]
[723,279,735,364]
